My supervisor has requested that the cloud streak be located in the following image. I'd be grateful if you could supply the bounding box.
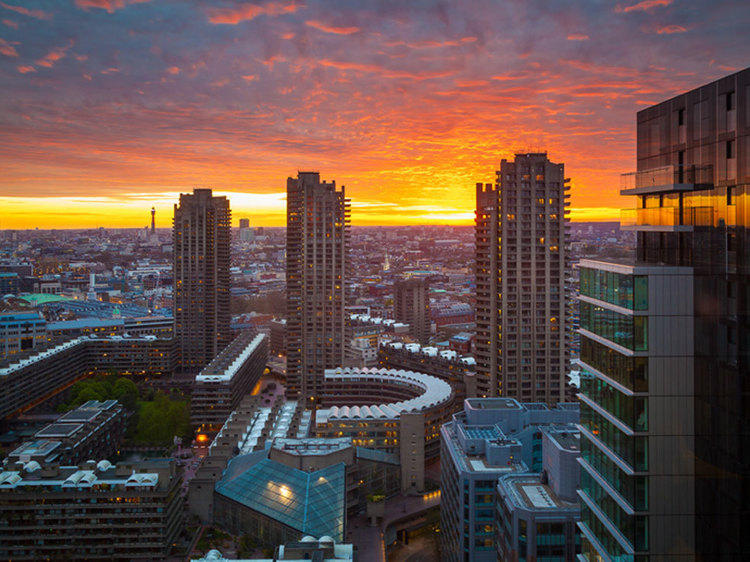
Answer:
[0,1,52,20]
[206,1,301,25]
[0,0,746,227]
[615,0,673,13]
[305,19,359,35]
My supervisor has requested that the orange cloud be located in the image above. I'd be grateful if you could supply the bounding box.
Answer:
[306,20,360,35]
[567,34,589,41]
[74,0,150,12]
[207,1,300,25]
[16,64,35,73]
[36,40,74,68]
[319,59,454,80]
[0,1,52,20]
[2,17,17,28]
[615,0,672,13]
[0,36,18,56]
[656,24,688,34]
[166,65,180,74]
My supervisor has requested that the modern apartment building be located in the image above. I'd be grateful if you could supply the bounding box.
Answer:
[0,335,174,421]
[475,153,571,403]
[191,331,269,431]
[0,310,46,358]
[440,397,579,562]
[0,458,182,560]
[496,426,581,561]
[5,400,127,466]
[579,68,749,561]
[286,172,350,404]
[173,188,232,373]
[394,276,431,343]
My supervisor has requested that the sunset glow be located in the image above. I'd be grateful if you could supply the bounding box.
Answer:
[0,0,746,228]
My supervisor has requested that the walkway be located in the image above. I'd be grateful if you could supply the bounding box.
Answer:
[347,492,440,562]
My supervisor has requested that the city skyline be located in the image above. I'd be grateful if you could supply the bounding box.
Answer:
[0,0,747,228]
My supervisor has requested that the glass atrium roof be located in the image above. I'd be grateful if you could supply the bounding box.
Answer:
[215,454,345,542]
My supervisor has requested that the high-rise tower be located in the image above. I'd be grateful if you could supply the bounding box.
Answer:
[394,276,431,344]
[475,153,571,403]
[173,188,231,373]
[285,172,350,404]
[151,206,156,234]
[578,68,749,560]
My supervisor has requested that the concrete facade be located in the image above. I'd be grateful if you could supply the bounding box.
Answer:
[173,188,232,373]
[440,397,579,562]
[286,172,350,404]
[475,153,571,403]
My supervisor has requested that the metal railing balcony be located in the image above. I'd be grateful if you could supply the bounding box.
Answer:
[621,205,736,230]
[620,164,713,195]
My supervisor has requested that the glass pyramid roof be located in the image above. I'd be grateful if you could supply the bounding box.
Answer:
[215,454,345,541]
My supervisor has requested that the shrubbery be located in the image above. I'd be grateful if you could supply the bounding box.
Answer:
[59,375,192,447]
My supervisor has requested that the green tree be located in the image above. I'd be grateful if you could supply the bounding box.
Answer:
[112,378,138,410]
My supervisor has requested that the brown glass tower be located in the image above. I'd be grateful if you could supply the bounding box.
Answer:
[579,67,750,562]
[285,172,350,404]
[173,188,231,373]
[475,153,571,403]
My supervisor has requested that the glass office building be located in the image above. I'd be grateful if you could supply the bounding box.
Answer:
[579,68,749,560]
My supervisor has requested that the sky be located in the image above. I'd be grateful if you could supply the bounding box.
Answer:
[0,0,747,228]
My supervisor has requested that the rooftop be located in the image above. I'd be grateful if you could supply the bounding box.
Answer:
[216,454,346,541]
[272,437,352,457]
[466,397,521,410]
[0,459,172,491]
[498,474,579,512]
[196,332,266,382]
[316,367,453,422]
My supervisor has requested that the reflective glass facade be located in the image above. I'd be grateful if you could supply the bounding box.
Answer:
[582,68,750,560]
[215,456,346,541]
[581,404,648,471]
[580,267,648,311]
[580,337,648,393]
[580,440,648,512]
[579,302,647,351]
[580,371,647,431]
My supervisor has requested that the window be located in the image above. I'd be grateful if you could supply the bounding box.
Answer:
[727,91,735,111]
[727,140,736,159]
[677,107,685,126]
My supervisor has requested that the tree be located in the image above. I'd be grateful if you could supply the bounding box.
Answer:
[112,378,138,410]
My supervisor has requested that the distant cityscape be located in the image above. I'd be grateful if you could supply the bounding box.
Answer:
[0,65,746,562]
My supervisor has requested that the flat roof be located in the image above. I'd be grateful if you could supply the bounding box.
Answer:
[499,475,578,512]
[466,397,521,410]
[8,439,61,458]
[273,437,352,456]
[36,423,83,438]
[196,332,266,382]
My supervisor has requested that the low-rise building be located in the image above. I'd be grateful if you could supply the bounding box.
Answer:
[0,310,46,359]
[0,458,182,560]
[191,332,269,431]
[496,427,581,561]
[378,341,476,400]
[316,366,456,493]
[192,538,354,561]
[0,335,175,420]
[5,399,127,466]
[440,397,579,562]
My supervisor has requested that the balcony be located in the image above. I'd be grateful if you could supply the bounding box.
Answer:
[620,164,713,195]
[620,205,735,231]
